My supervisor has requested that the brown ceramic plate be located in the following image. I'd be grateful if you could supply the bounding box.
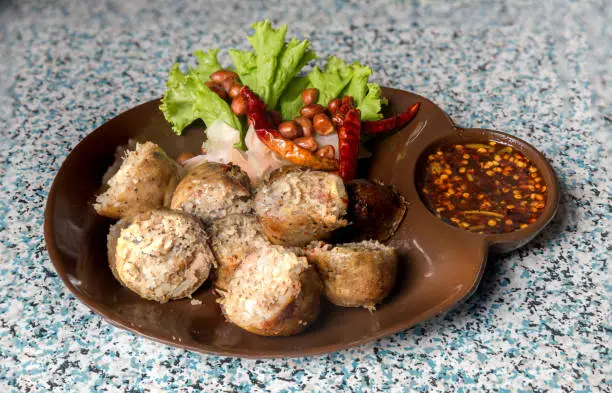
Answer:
[44,88,559,358]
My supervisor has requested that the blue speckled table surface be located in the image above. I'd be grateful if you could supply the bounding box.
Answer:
[1,1,610,391]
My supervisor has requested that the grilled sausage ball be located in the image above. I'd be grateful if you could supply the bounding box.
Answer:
[171,161,252,223]
[207,214,270,291]
[94,142,181,219]
[306,240,398,310]
[254,167,348,246]
[107,209,216,303]
[219,245,322,336]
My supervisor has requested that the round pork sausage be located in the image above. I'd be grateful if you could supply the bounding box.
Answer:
[107,209,216,303]
[305,240,398,310]
[94,141,181,219]
[219,245,321,336]
[171,161,252,223]
[254,167,348,246]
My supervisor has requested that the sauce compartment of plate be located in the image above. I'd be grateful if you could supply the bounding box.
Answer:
[413,128,559,253]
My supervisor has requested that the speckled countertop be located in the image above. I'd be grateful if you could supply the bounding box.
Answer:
[1,1,610,392]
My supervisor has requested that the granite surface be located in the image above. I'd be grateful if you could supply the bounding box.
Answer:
[0,0,610,392]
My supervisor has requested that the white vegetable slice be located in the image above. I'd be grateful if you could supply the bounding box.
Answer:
[197,121,291,185]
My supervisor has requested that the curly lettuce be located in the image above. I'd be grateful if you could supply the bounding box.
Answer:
[191,49,222,82]
[307,56,354,107]
[231,20,317,111]
[357,83,388,121]
[306,57,387,121]
[160,50,243,147]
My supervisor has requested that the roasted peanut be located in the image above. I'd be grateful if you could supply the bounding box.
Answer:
[176,152,196,165]
[313,113,335,135]
[294,136,318,152]
[205,81,228,100]
[316,145,335,159]
[294,116,314,137]
[301,88,319,105]
[270,110,283,126]
[219,77,233,92]
[328,98,342,114]
[231,96,246,116]
[228,81,243,99]
[210,70,239,84]
[300,104,326,119]
[278,121,303,139]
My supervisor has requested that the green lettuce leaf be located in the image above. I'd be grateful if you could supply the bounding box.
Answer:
[191,74,243,140]
[307,56,354,107]
[191,49,222,82]
[358,83,387,121]
[160,64,202,135]
[342,62,372,105]
[279,76,311,120]
[230,20,316,111]
[247,20,288,108]
[228,49,258,92]
[160,54,243,146]
[269,39,316,109]
[307,57,386,121]
[342,62,386,121]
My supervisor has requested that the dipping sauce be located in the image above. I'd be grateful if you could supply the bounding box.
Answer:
[419,141,548,234]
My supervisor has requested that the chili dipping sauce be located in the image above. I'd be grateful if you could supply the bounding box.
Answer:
[419,141,548,234]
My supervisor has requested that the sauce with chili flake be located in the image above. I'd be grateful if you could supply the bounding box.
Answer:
[418,141,548,234]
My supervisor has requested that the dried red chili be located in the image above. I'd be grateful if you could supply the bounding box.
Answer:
[240,86,275,130]
[337,108,361,181]
[328,96,361,181]
[254,128,339,171]
[362,102,420,134]
[418,141,548,234]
